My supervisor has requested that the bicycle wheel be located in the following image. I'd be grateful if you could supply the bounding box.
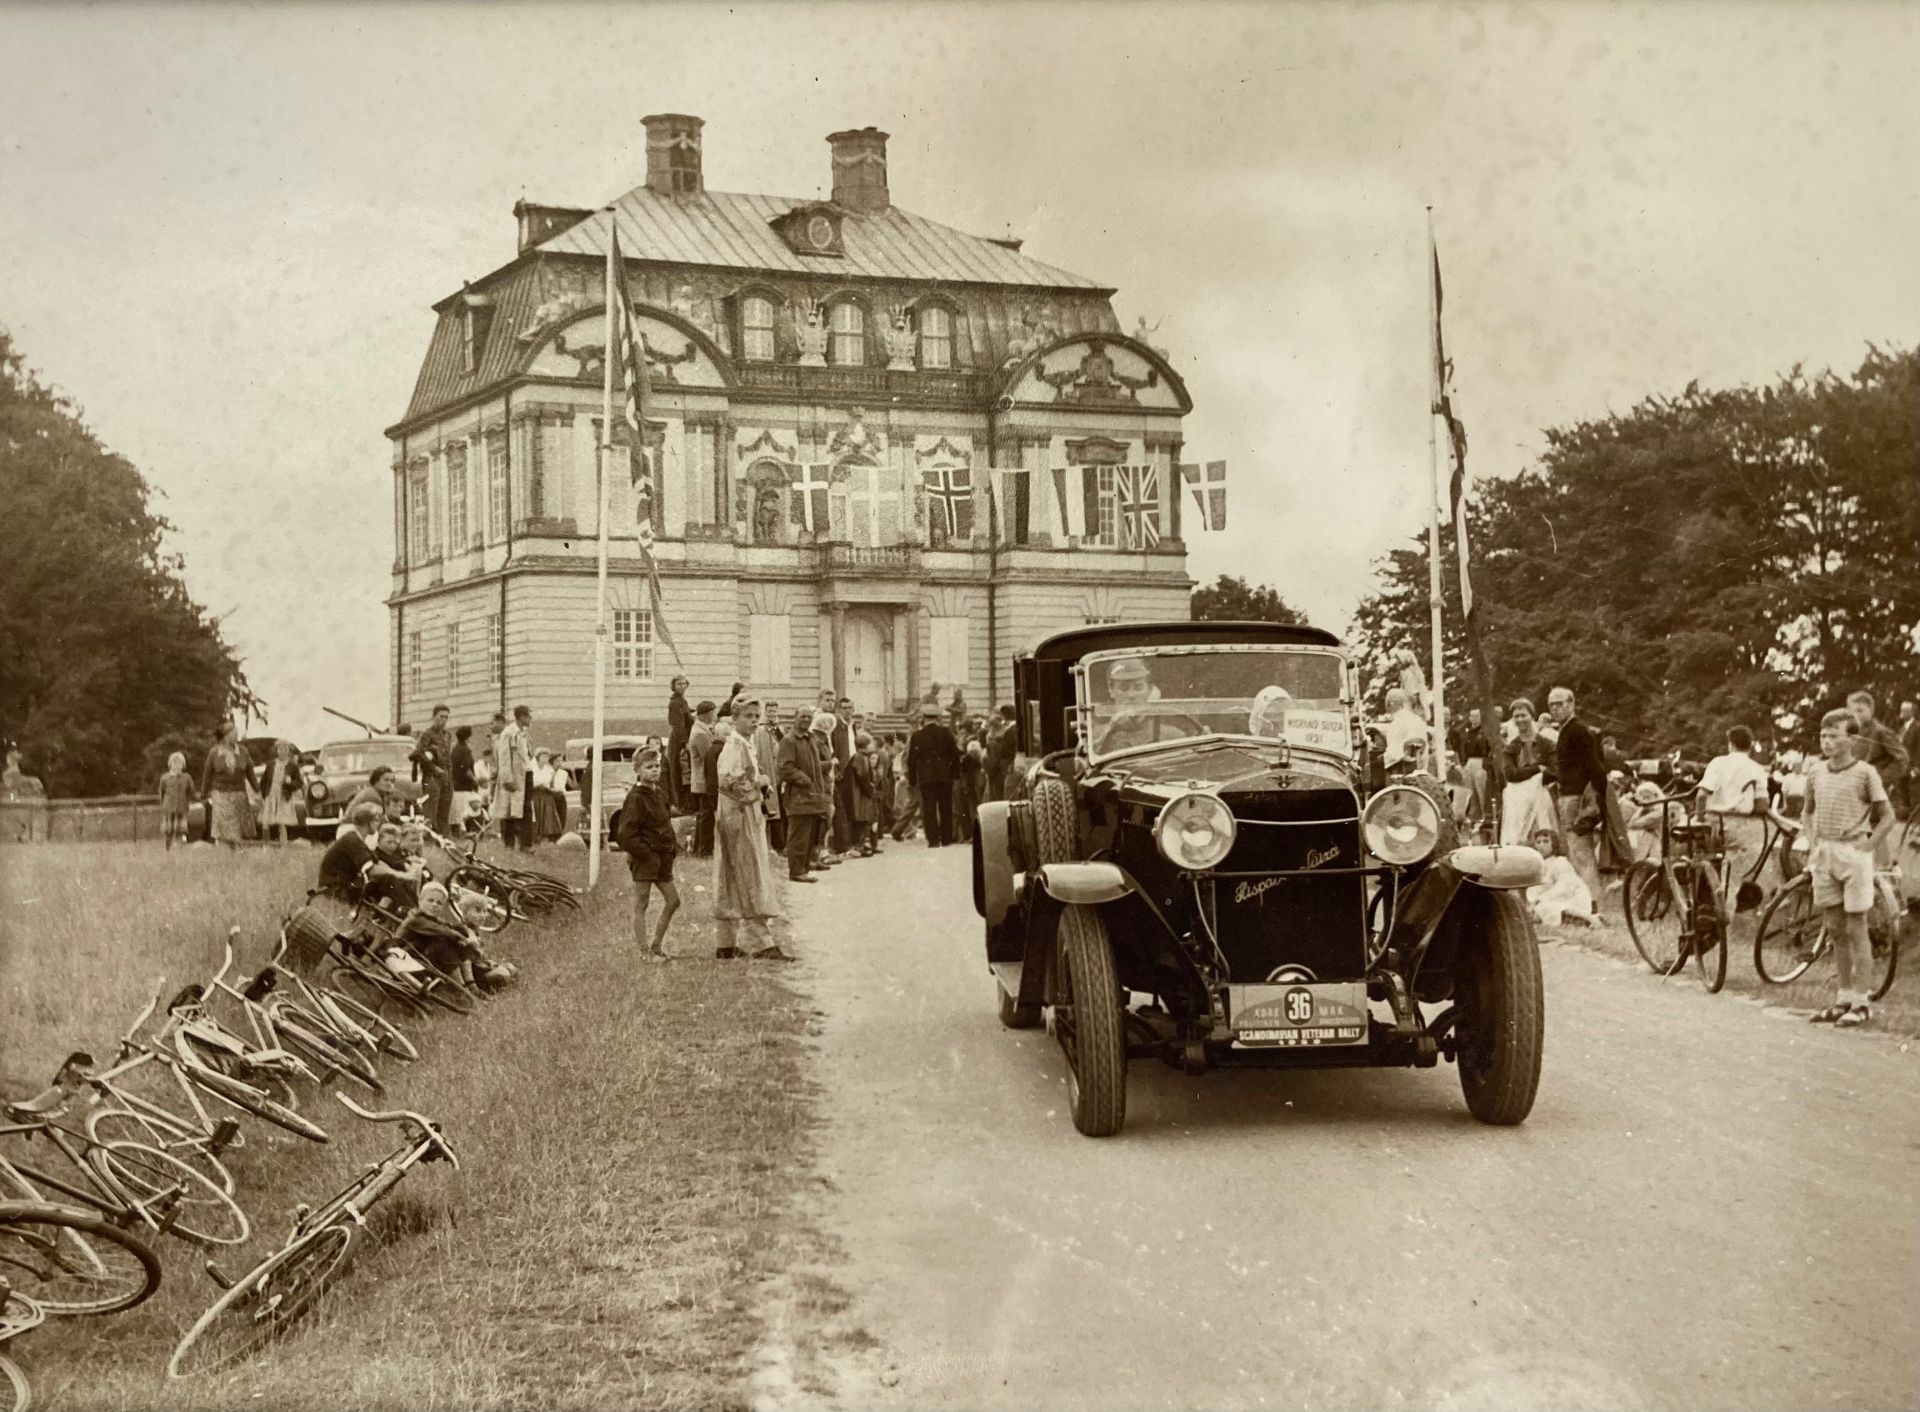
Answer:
[326,963,430,1025]
[1754,874,1821,984]
[0,1350,24,1412]
[316,987,420,1063]
[416,971,477,1017]
[1690,869,1729,994]
[1868,913,1900,1002]
[84,1106,236,1196]
[176,1057,329,1145]
[168,1222,355,1378]
[0,1201,162,1316]
[1623,862,1686,975]
[179,1035,303,1114]
[87,1142,249,1247]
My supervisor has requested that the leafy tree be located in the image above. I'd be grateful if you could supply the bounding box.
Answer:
[1192,575,1307,626]
[0,330,258,796]
[1351,347,1920,756]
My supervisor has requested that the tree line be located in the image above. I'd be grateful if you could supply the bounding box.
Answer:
[0,330,257,797]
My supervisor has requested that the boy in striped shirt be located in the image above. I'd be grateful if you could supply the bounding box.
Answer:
[1805,709,1894,1028]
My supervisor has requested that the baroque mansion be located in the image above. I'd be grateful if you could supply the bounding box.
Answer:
[386,114,1195,743]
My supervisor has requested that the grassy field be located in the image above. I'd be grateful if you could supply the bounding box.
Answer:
[0,840,831,1410]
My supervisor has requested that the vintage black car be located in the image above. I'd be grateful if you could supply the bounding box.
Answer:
[971,621,1546,1137]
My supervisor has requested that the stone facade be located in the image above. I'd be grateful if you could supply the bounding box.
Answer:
[386,118,1194,746]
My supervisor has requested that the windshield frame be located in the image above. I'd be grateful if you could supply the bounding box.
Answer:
[1072,643,1357,765]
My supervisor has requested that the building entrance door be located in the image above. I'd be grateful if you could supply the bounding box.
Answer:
[844,613,889,715]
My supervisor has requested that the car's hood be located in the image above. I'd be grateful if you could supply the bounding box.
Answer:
[1102,740,1356,799]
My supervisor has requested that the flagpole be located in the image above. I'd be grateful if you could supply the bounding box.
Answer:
[1424,208,1448,778]
[588,216,615,891]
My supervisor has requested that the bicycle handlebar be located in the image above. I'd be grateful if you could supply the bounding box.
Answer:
[333,1092,460,1168]
[118,979,168,1044]
[208,927,242,990]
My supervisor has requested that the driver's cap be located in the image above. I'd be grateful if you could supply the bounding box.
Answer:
[1108,658,1150,684]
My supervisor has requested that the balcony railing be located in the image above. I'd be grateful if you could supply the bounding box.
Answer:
[734,364,995,403]
[812,542,924,576]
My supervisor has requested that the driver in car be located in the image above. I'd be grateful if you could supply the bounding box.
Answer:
[1097,658,1165,753]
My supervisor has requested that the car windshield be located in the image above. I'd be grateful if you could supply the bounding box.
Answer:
[318,741,414,774]
[1083,647,1350,759]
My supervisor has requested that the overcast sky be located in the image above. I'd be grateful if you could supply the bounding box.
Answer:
[2,1,1915,746]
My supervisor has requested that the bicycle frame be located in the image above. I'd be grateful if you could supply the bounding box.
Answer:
[0,1115,180,1239]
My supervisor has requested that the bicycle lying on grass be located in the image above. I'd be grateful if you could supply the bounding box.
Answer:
[428,827,581,922]
[169,1095,458,1379]
[0,1056,248,1256]
[2,1200,163,1411]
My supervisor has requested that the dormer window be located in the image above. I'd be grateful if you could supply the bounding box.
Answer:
[917,305,952,370]
[741,295,776,362]
[830,301,865,366]
[458,290,494,374]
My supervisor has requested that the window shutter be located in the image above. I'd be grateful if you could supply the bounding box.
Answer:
[1082,472,1101,546]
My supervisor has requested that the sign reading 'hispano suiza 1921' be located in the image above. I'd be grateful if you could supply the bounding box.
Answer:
[1280,707,1351,754]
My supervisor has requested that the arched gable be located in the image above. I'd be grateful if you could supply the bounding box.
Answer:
[1001,332,1191,413]
[521,303,735,390]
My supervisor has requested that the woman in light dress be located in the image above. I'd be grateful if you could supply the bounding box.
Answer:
[257,737,303,844]
[711,697,790,961]
[1500,698,1561,848]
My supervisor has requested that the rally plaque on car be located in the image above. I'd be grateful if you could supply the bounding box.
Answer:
[1228,982,1369,1048]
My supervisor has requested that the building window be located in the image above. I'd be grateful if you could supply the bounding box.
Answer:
[446,621,461,689]
[486,614,502,686]
[613,608,653,681]
[461,308,479,373]
[407,462,431,564]
[741,295,776,362]
[485,431,507,543]
[407,631,423,696]
[1093,467,1119,547]
[930,616,970,686]
[917,305,952,369]
[447,443,469,550]
[748,612,792,684]
[829,301,864,366]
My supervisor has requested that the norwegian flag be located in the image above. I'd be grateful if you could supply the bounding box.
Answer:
[924,466,972,540]
[1118,464,1160,549]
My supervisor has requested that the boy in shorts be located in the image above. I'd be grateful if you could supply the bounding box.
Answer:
[1805,709,1893,1028]
[614,749,680,962]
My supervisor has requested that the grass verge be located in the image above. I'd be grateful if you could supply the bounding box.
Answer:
[1,840,819,1409]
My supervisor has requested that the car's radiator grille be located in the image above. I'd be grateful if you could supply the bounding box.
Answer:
[1208,789,1368,983]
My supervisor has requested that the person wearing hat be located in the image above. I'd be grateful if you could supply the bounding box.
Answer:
[906,700,961,847]
[1094,656,1165,755]
[1626,778,1683,863]
[778,708,832,881]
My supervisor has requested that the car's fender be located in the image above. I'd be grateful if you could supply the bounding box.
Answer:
[1034,861,1132,906]
[972,801,1016,924]
[1402,846,1546,1002]
[1445,844,1545,890]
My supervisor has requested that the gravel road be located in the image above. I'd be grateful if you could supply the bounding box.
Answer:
[768,843,1918,1411]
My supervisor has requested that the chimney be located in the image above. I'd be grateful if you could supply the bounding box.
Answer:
[642,113,704,196]
[828,127,890,214]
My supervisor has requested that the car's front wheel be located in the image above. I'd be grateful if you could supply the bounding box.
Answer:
[1453,892,1544,1126]
[1053,905,1126,1137]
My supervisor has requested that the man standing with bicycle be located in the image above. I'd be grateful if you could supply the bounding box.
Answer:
[1805,708,1895,1028]
[1699,724,1771,885]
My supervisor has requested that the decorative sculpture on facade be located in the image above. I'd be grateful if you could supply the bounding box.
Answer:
[1037,338,1158,404]
[883,305,916,371]
[796,300,828,366]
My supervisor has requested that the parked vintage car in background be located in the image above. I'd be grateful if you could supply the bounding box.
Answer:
[971,621,1547,1137]
[301,735,422,839]
[560,735,650,839]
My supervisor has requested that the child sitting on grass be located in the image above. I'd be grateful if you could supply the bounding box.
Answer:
[398,880,518,993]
[1804,709,1893,1029]
[1527,827,1596,928]
[1626,780,1685,863]
[158,751,194,849]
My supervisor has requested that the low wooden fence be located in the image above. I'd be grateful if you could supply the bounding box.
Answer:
[1,795,166,845]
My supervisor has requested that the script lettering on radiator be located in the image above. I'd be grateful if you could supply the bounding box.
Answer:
[1233,876,1284,906]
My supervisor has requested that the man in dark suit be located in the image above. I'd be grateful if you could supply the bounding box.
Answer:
[1547,686,1608,902]
[829,695,856,855]
[777,709,832,881]
[906,702,961,847]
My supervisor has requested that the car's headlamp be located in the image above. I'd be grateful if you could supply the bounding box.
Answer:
[1155,792,1237,871]
[306,781,329,801]
[1363,785,1442,866]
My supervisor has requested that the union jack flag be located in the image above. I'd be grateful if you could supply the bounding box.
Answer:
[1118,464,1160,549]
[924,466,972,540]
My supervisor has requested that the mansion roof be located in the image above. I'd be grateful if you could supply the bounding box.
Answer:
[538,187,1109,292]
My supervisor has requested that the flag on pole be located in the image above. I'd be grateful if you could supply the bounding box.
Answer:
[1050,464,1087,540]
[1179,461,1227,531]
[992,466,1029,544]
[791,463,832,533]
[924,466,973,540]
[607,226,679,667]
[1118,464,1160,549]
[1431,242,1474,620]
